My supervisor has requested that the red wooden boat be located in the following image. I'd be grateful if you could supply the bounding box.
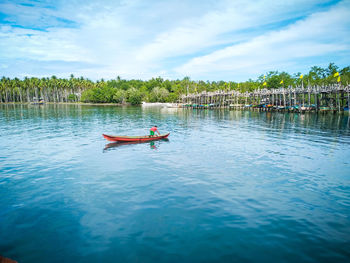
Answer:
[102,132,170,142]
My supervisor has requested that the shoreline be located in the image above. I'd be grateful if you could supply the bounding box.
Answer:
[141,102,179,107]
[0,102,130,106]
[1,102,348,114]
[0,102,180,107]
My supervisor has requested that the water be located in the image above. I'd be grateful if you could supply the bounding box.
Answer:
[1,104,350,263]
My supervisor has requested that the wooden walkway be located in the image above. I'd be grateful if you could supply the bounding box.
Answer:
[181,85,350,112]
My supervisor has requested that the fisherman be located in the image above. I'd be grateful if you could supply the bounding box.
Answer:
[150,125,160,137]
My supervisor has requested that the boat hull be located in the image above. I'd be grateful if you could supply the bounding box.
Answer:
[102,133,170,142]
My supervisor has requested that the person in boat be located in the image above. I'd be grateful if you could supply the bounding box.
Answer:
[150,125,160,137]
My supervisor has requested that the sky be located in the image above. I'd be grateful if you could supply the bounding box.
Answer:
[0,0,349,81]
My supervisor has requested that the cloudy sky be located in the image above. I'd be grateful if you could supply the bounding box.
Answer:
[0,0,349,81]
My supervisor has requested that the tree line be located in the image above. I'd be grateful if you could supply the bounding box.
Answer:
[0,63,349,104]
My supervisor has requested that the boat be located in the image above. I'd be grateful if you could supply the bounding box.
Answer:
[319,106,330,111]
[0,255,17,263]
[31,97,45,105]
[102,132,170,142]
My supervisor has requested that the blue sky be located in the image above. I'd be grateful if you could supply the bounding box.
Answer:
[0,0,349,81]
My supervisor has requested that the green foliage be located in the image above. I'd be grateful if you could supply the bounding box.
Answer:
[127,87,142,105]
[149,87,169,102]
[81,84,116,103]
[1,63,349,104]
[67,94,78,102]
[81,88,99,103]
[113,89,126,103]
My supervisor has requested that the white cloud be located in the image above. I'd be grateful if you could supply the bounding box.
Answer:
[175,0,350,80]
[0,0,349,80]
[0,26,90,62]
[135,0,336,61]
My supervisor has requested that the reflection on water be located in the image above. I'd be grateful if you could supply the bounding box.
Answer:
[1,104,349,135]
[103,138,169,151]
[1,104,350,263]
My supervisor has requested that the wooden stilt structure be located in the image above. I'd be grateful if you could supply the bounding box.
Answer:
[181,84,350,113]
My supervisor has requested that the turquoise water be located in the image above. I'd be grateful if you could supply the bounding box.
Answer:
[1,104,350,263]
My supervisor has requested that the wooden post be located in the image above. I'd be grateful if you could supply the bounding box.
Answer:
[301,88,305,107]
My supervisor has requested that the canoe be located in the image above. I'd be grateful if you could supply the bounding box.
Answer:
[102,132,170,142]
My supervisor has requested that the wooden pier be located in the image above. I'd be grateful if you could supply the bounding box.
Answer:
[181,85,350,112]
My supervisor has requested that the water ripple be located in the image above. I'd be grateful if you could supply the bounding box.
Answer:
[1,105,350,263]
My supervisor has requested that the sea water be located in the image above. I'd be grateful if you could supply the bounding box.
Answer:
[0,104,349,262]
